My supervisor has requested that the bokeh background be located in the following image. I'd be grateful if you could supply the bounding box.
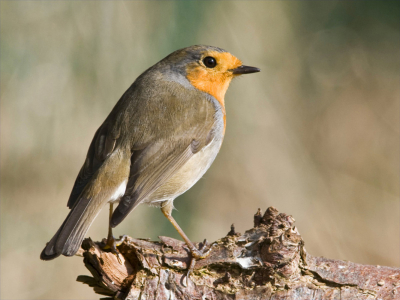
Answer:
[1,1,399,299]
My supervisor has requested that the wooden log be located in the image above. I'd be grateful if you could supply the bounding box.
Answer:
[77,207,400,299]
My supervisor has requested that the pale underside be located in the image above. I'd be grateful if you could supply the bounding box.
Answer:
[110,137,222,208]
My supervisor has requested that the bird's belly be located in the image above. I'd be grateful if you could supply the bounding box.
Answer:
[147,138,222,204]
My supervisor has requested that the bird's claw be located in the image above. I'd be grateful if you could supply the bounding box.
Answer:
[183,240,217,287]
[101,235,128,265]
[191,240,216,259]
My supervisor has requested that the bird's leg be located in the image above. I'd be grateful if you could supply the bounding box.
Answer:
[102,203,127,264]
[161,202,216,283]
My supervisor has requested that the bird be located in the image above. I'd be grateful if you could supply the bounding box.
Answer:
[40,45,260,271]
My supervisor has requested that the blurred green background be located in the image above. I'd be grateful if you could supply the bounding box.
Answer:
[1,1,399,299]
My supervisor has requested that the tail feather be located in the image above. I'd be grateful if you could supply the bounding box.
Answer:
[40,196,104,260]
[41,150,130,261]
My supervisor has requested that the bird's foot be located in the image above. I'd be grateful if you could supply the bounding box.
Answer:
[190,239,216,259]
[101,234,128,264]
[183,239,217,286]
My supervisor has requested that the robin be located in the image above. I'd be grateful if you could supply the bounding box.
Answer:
[40,45,260,273]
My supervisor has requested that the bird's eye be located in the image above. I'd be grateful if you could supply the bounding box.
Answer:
[203,56,217,68]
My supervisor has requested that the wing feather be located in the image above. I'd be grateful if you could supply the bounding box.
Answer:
[110,140,197,227]
[67,123,118,209]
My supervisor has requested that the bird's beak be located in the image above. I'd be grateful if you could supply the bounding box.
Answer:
[231,65,260,75]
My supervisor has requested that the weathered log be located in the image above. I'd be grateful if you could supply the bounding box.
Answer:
[77,207,400,299]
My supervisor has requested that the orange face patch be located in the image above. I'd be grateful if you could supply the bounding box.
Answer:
[186,51,242,110]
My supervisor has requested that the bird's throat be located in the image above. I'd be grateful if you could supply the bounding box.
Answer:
[186,69,231,112]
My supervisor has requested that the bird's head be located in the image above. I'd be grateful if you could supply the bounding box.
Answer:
[161,45,260,107]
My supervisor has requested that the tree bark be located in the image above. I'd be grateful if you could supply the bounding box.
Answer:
[77,207,400,299]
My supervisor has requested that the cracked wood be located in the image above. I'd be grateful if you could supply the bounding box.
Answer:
[77,207,400,299]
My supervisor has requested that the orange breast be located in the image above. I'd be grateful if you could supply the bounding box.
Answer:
[186,51,242,134]
[186,68,230,111]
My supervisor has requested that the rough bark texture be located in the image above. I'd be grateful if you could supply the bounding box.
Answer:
[77,207,400,299]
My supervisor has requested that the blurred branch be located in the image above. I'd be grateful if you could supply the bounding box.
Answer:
[77,207,400,299]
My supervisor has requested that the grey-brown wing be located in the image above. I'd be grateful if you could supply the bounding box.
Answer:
[97,77,218,226]
[110,134,208,228]
[67,123,120,209]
